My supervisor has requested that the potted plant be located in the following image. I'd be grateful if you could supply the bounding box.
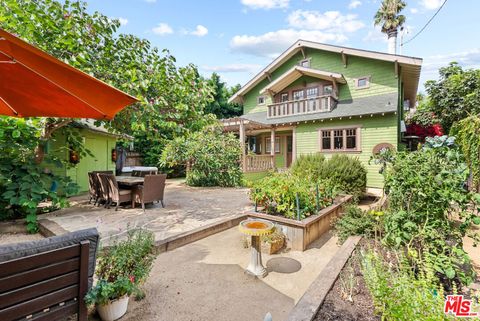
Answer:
[85,229,155,321]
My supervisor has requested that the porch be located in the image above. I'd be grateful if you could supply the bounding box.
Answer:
[221,118,296,173]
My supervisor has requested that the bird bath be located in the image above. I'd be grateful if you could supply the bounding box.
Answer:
[239,219,274,278]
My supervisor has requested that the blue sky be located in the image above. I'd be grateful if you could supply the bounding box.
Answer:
[86,0,479,92]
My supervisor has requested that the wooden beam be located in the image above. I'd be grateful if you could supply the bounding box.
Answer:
[239,120,246,172]
[394,60,399,79]
[270,128,275,169]
[292,127,297,163]
[300,47,306,59]
[341,51,347,67]
[265,72,272,82]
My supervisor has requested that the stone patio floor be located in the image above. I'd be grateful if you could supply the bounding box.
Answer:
[41,179,251,244]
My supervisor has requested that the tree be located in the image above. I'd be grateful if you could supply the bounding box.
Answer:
[374,0,406,54]
[0,0,215,166]
[204,73,243,119]
[424,63,480,133]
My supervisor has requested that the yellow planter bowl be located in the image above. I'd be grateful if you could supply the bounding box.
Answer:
[239,219,274,236]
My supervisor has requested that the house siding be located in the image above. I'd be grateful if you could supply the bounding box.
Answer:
[50,129,117,193]
[295,114,398,188]
[243,49,398,115]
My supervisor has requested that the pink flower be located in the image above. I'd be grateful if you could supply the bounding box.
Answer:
[129,275,135,283]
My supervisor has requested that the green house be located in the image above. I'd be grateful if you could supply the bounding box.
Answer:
[223,40,422,189]
[47,120,122,193]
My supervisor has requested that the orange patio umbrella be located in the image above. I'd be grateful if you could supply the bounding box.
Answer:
[0,28,137,119]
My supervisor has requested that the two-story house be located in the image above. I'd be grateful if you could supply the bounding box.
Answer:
[222,40,422,188]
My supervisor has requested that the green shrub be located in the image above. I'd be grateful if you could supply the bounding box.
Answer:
[361,249,453,321]
[291,154,366,199]
[290,153,325,181]
[334,205,383,243]
[161,127,243,187]
[383,137,480,286]
[250,171,337,219]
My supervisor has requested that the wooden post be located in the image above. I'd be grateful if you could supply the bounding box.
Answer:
[270,128,275,169]
[78,240,90,321]
[239,119,246,172]
[292,126,297,163]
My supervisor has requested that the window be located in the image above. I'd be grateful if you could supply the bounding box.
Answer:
[300,58,310,67]
[265,137,280,153]
[280,93,289,102]
[322,131,331,150]
[306,87,318,98]
[293,90,304,100]
[320,127,360,152]
[248,137,257,153]
[323,85,333,95]
[257,96,266,105]
[355,76,370,89]
[333,130,343,149]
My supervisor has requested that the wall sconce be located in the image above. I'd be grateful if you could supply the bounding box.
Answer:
[111,149,117,162]
[69,148,80,164]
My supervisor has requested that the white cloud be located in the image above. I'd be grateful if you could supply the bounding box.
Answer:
[287,10,365,33]
[363,26,388,43]
[420,0,444,10]
[152,23,173,36]
[190,25,208,37]
[348,0,362,9]
[230,29,348,58]
[241,0,289,10]
[202,64,263,73]
[410,8,418,14]
[117,17,128,26]
[421,49,480,83]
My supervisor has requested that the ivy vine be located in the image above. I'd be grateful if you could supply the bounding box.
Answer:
[452,115,480,189]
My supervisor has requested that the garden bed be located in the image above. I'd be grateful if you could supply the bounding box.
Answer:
[249,194,352,251]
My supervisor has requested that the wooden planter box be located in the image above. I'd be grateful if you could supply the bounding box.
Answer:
[248,195,352,251]
[244,235,285,255]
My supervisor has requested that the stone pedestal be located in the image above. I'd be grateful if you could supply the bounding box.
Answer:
[246,235,267,278]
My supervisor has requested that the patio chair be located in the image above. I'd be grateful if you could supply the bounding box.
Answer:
[96,173,110,207]
[0,228,99,321]
[104,173,132,211]
[88,171,97,204]
[132,174,167,211]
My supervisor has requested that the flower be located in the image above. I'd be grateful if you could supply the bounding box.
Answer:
[129,275,135,283]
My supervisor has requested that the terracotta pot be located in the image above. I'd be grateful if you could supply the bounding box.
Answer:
[97,295,129,321]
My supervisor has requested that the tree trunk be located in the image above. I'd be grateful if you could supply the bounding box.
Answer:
[34,119,73,164]
[387,29,398,54]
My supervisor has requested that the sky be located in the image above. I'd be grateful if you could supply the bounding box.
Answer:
[85,0,480,92]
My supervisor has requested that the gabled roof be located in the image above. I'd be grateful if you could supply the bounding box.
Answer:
[229,39,422,105]
[260,66,346,95]
[241,92,398,126]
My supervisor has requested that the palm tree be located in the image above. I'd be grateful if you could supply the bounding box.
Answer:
[374,0,406,54]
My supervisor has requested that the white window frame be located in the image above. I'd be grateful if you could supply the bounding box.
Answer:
[257,95,266,105]
[299,58,311,68]
[354,76,370,89]
[265,137,281,154]
[318,126,362,152]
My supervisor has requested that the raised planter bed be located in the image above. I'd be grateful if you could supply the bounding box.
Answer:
[248,194,352,251]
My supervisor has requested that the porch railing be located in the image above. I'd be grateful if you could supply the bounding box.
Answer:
[244,155,274,172]
[267,95,337,119]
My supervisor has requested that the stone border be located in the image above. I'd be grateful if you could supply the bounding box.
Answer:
[154,214,248,254]
[37,219,69,237]
[285,235,362,321]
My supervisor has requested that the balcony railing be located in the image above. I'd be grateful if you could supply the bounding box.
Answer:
[244,155,274,172]
[267,95,337,119]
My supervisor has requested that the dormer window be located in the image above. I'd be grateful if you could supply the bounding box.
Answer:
[299,58,310,68]
[355,76,370,89]
[257,96,266,105]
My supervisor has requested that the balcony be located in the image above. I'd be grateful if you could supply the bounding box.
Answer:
[267,95,338,119]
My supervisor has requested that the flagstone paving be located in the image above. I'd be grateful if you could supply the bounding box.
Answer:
[41,179,251,244]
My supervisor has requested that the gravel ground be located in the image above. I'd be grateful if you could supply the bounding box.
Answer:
[0,232,44,245]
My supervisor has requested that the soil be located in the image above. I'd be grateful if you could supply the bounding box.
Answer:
[0,232,44,245]
[314,240,380,321]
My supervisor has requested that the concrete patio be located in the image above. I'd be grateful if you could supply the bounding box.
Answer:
[40,179,251,244]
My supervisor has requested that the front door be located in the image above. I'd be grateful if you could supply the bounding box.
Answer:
[286,135,293,167]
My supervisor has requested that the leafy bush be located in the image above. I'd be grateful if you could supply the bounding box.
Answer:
[0,118,78,232]
[383,136,480,286]
[86,229,156,306]
[249,171,337,220]
[291,154,366,199]
[361,249,453,321]
[290,153,325,181]
[334,205,384,243]
[161,127,243,187]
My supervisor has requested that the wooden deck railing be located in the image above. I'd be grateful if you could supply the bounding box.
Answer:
[267,95,337,119]
[244,155,274,172]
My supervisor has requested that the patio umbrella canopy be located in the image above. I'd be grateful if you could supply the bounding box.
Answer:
[0,28,137,119]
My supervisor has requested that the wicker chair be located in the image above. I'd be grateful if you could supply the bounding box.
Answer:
[103,173,132,211]
[90,171,113,206]
[87,172,97,204]
[132,174,167,211]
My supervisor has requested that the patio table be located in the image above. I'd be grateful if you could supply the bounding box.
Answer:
[115,176,144,186]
